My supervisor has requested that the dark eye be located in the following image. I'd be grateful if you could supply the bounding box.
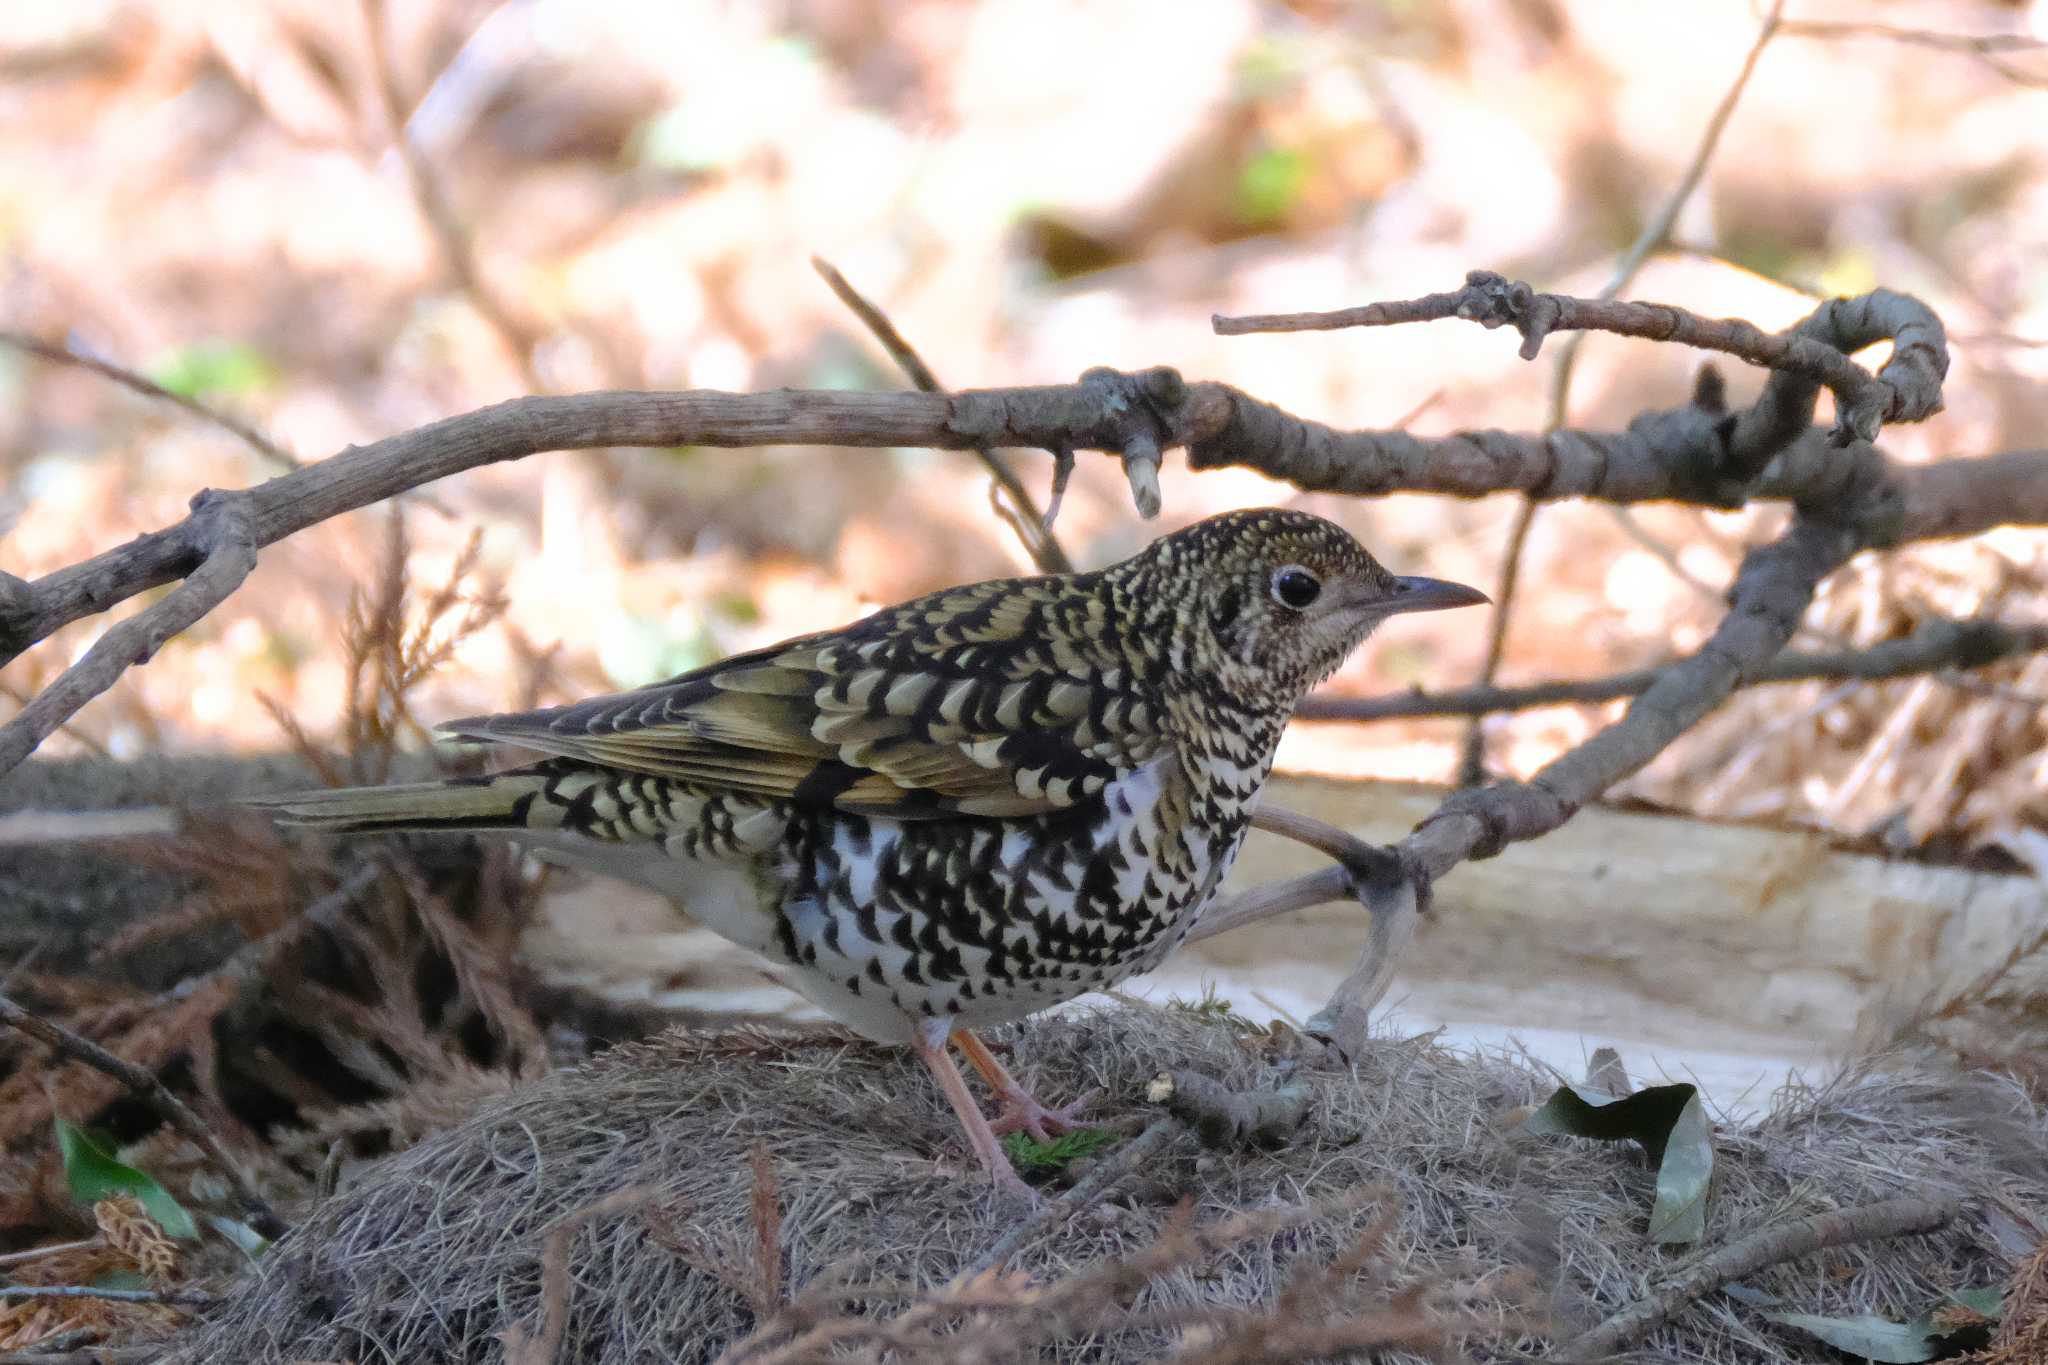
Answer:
[1270,565,1321,610]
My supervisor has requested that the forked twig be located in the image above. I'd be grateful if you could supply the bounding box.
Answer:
[361,0,543,391]
[0,491,258,783]
[810,257,1073,573]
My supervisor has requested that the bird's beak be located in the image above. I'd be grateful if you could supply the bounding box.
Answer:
[1336,575,1490,619]
[1386,574,1491,614]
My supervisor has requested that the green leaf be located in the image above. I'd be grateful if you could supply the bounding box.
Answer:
[53,1118,199,1240]
[1522,1082,1713,1243]
[148,339,279,399]
[1944,1286,2006,1320]
[1764,1311,1935,1363]
[1235,146,1311,225]
[1000,1127,1118,1172]
[206,1213,271,1263]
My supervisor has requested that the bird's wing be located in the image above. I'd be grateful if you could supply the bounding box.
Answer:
[440,577,1169,818]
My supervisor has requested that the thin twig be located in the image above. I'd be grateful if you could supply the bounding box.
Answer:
[1559,1195,1963,1361]
[810,257,1072,573]
[0,1284,219,1308]
[0,331,300,471]
[0,989,288,1239]
[1779,17,2048,87]
[1297,618,2048,721]
[964,1118,1182,1276]
[361,0,543,392]
[1216,268,1942,448]
[0,491,259,782]
[1458,496,1536,786]
[0,1348,162,1365]
[1456,0,1786,782]
[0,1238,100,1268]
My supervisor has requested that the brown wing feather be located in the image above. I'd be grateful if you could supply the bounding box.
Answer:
[439,580,1166,818]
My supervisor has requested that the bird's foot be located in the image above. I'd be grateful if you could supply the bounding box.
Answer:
[987,1086,1099,1141]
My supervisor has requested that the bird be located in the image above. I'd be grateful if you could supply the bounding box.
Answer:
[254,508,1486,1197]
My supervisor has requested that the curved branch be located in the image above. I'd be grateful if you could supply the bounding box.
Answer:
[0,490,257,779]
[1215,271,1947,449]
[1400,513,1858,880]
[0,382,1183,665]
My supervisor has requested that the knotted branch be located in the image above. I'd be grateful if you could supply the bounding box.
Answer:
[1214,269,1948,449]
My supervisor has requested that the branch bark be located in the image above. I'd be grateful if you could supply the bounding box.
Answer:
[1400,512,1857,881]
[0,490,258,779]
[1297,616,2048,721]
[1558,1195,1963,1361]
[1215,269,1946,449]
[8,379,2038,681]
[4,278,2042,1047]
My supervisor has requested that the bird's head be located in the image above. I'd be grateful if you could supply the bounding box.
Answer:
[1128,508,1488,702]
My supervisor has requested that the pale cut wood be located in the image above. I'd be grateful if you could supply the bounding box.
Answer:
[1207,775,2047,1053]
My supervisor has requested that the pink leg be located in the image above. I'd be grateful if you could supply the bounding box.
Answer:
[913,1021,1039,1201]
[953,1029,1096,1140]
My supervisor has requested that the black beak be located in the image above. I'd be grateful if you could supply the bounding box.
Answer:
[1384,575,1490,615]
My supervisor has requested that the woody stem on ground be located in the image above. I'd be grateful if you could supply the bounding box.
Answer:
[0,988,287,1238]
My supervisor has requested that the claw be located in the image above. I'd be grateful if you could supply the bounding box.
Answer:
[988,1087,1098,1141]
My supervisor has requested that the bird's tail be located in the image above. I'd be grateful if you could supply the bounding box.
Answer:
[247,768,561,835]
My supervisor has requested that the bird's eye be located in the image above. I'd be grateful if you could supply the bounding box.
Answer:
[1270,566,1321,610]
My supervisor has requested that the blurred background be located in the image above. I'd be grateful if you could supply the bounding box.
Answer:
[2,1,2045,1099]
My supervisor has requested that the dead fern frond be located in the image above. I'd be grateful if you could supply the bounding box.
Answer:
[95,1194,178,1283]
[390,856,547,1076]
[255,690,343,788]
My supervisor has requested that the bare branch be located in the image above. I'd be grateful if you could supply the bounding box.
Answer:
[1402,512,1857,881]
[0,306,2033,789]
[0,330,300,471]
[0,490,258,780]
[810,257,1073,573]
[0,987,286,1238]
[1559,1195,1963,1361]
[1298,617,2048,721]
[1216,270,1946,450]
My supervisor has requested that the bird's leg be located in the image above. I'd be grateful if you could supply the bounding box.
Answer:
[913,1019,1038,1201]
[951,1029,1095,1140]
